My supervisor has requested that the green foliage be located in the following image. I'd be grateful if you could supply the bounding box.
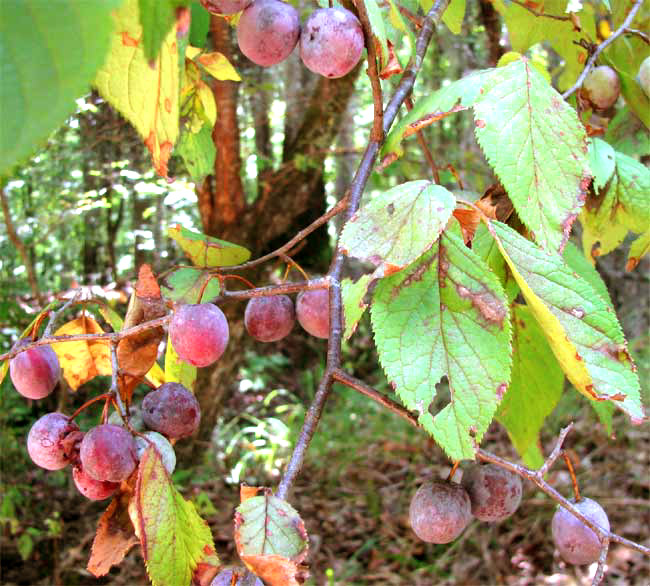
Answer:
[340,180,455,275]
[496,304,564,468]
[0,0,120,175]
[168,224,251,267]
[371,223,512,461]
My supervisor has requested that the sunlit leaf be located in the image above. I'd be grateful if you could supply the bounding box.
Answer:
[95,0,180,177]
[53,316,111,391]
[473,59,589,252]
[371,223,512,461]
[168,224,251,267]
[161,268,221,304]
[341,274,372,340]
[196,51,240,81]
[339,181,455,276]
[176,126,217,181]
[165,338,197,390]
[442,0,466,34]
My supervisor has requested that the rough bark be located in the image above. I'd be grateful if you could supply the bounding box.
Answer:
[479,0,504,66]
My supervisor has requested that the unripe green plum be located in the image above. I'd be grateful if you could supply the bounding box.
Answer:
[135,431,176,475]
[581,65,620,110]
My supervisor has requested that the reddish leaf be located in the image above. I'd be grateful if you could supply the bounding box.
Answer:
[191,545,222,586]
[240,484,261,503]
[378,39,403,79]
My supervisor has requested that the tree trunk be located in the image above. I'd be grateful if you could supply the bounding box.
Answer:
[190,24,362,452]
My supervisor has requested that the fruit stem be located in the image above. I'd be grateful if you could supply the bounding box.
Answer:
[562,451,581,502]
[279,254,310,282]
[447,461,460,482]
[219,273,257,291]
[69,393,113,421]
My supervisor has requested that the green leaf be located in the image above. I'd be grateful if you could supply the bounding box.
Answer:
[498,0,597,91]
[371,223,512,461]
[472,223,519,303]
[161,267,221,304]
[176,125,216,180]
[94,0,180,177]
[0,1,119,175]
[234,494,308,559]
[382,69,492,161]
[136,447,215,586]
[488,220,645,422]
[168,224,251,267]
[339,181,455,276]
[588,138,616,193]
[442,0,466,34]
[189,2,210,48]
[138,0,178,61]
[342,274,373,340]
[473,59,589,252]
[496,304,564,467]
[165,337,197,390]
[97,305,125,331]
[562,242,612,308]
[581,150,650,262]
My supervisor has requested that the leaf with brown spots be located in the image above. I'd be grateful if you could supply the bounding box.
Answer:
[473,59,589,252]
[88,490,139,577]
[94,0,179,177]
[371,221,512,461]
[234,491,309,586]
[52,315,111,391]
[339,181,455,278]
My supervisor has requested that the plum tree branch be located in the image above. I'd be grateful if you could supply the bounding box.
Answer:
[276,0,452,500]
[333,371,650,560]
[353,0,383,142]
[562,0,644,100]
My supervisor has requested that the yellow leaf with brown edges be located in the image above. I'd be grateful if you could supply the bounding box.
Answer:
[53,316,111,390]
[94,0,179,177]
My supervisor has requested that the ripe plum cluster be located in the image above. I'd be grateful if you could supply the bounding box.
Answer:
[409,464,609,566]
[202,0,364,78]
[18,367,199,500]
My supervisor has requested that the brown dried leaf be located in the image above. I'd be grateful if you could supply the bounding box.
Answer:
[88,491,139,577]
[240,554,309,586]
[117,264,166,390]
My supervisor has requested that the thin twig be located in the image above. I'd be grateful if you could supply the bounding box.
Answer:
[332,368,420,427]
[562,0,644,100]
[509,0,571,22]
[624,28,650,44]
[276,0,453,501]
[43,291,82,338]
[405,95,440,183]
[226,194,349,271]
[354,0,384,142]
[535,423,574,478]
[110,339,127,418]
[592,537,610,586]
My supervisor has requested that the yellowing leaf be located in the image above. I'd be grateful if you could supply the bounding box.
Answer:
[135,447,215,586]
[95,0,179,177]
[197,51,240,81]
[488,220,645,422]
[53,316,111,391]
[168,224,251,267]
[164,338,197,390]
